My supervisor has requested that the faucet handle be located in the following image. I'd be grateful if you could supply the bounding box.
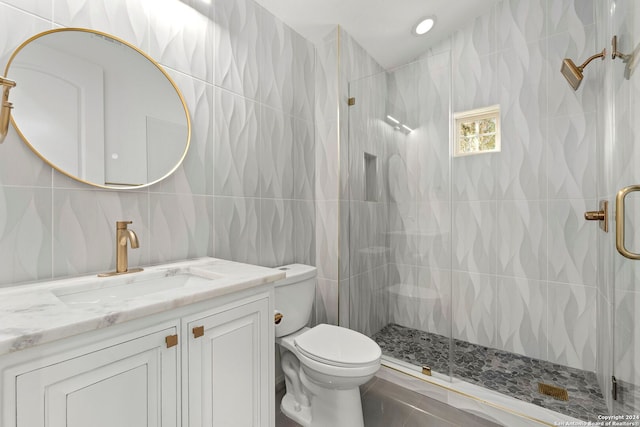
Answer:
[116,220,133,229]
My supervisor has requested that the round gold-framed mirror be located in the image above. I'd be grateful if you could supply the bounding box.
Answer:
[4,28,191,189]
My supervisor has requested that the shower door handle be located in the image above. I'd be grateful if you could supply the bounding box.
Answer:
[615,185,640,260]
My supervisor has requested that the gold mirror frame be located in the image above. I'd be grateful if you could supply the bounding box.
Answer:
[4,27,191,190]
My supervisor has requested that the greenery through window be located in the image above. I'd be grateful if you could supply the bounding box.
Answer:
[454,105,500,157]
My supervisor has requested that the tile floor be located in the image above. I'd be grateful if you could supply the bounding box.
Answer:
[371,323,608,421]
[275,377,501,427]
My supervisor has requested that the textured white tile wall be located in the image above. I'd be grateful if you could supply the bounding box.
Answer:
[344,0,603,374]
[1,0,625,384]
[313,29,339,325]
[0,0,316,287]
[496,276,547,361]
[440,0,597,373]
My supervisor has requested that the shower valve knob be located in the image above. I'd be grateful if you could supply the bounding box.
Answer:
[584,200,609,233]
[584,211,605,221]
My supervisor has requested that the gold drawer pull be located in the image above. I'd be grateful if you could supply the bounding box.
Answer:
[165,334,178,348]
[193,326,204,338]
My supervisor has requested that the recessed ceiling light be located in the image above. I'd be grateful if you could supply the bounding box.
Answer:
[413,17,436,36]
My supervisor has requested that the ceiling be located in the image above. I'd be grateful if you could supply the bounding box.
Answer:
[253,0,500,70]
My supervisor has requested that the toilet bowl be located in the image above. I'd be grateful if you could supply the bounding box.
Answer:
[274,265,381,427]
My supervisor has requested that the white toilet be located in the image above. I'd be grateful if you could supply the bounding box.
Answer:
[274,264,381,427]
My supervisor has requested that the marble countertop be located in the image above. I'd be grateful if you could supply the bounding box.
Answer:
[0,257,285,356]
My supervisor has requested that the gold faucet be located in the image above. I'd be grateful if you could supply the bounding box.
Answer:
[98,221,144,277]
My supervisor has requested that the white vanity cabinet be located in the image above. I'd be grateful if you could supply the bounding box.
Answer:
[0,288,274,427]
[14,325,180,427]
[185,294,271,427]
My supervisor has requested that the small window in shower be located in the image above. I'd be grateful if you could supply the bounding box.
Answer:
[453,105,500,157]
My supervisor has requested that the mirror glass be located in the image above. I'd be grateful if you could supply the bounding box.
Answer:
[4,28,191,188]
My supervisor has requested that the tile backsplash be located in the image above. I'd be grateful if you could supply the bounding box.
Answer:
[0,0,316,286]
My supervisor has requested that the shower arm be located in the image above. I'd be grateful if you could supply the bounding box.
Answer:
[577,49,606,71]
[611,35,630,61]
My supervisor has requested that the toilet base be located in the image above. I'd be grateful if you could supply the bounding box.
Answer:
[281,377,365,427]
[280,392,312,426]
[277,327,379,427]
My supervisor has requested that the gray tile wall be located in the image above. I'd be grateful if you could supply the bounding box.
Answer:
[313,29,339,325]
[314,28,387,329]
[343,0,602,374]
[445,0,597,373]
[0,0,316,286]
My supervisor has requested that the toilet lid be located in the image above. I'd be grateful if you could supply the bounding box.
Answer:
[294,324,381,367]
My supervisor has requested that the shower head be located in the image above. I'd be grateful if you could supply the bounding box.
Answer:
[561,48,606,91]
[561,58,583,90]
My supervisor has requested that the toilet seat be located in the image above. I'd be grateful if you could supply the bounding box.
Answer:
[278,324,381,382]
[294,324,381,368]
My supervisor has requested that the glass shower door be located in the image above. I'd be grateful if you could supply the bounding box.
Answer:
[610,0,640,416]
[345,52,453,381]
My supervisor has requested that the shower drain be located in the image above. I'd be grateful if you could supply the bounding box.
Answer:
[538,382,569,401]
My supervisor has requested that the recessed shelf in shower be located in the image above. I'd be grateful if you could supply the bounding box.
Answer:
[364,152,377,202]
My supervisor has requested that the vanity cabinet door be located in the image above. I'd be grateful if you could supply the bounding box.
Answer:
[187,296,270,427]
[15,327,179,427]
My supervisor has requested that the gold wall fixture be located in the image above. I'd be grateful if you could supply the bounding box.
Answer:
[562,36,638,90]
[561,48,606,91]
[584,200,608,232]
[611,35,640,79]
[0,76,16,144]
[612,35,630,61]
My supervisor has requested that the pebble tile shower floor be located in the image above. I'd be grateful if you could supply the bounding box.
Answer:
[371,323,608,422]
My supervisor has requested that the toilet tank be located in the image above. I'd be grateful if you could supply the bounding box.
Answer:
[273,264,316,338]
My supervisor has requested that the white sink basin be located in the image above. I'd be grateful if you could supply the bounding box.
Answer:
[53,268,224,306]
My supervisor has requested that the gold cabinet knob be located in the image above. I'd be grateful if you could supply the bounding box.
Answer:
[192,325,204,338]
[165,334,178,348]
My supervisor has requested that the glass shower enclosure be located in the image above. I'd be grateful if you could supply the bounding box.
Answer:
[345,51,453,380]
[340,0,639,421]
[606,0,640,416]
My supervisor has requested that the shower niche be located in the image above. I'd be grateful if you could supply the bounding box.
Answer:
[363,152,377,202]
